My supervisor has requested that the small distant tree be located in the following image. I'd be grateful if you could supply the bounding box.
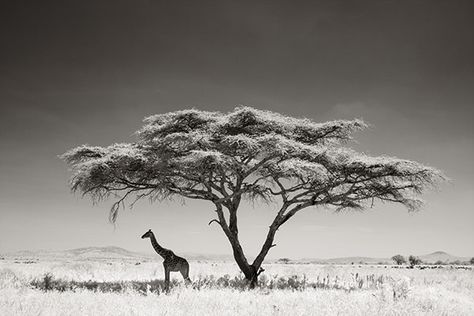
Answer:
[408,255,422,266]
[277,258,291,264]
[434,260,444,265]
[61,107,444,287]
[391,254,406,265]
[470,257,474,265]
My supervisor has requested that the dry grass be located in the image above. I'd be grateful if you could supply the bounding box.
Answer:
[1,258,473,315]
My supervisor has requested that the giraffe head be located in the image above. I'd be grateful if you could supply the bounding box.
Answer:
[141,229,153,239]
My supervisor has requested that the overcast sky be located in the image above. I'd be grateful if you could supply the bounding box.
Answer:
[0,0,473,259]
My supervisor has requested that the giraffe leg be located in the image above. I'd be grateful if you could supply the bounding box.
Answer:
[163,264,170,292]
[180,263,191,284]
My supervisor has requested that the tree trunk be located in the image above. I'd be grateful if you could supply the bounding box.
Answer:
[231,248,259,288]
[215,203,281,288]
[252,224,278,269]
[223,231,261,287]
[221,202,260,286]
[248,265,259,289]
[225,225,279,288]
[247,203,302,285]
[229,236,253,278]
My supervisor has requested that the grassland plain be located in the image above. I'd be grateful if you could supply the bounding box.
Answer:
[1,258,473,315]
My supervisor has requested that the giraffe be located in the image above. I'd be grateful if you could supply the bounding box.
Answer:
[141,229,191,291]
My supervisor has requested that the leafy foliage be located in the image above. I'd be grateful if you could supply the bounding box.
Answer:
[391,255,406,265]
[408,256,422,267]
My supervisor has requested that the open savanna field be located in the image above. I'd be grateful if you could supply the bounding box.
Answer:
[1,256,473,316]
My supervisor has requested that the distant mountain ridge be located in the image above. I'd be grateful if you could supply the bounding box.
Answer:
[295,251,470,264]
[3,246,151,260]
[2,246,233,261]
[2,247,470,264]
[418,251,469,264]
[298,256,391,265]
[63,246,148,259]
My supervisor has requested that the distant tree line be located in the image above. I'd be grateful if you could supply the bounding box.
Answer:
[391,255,474,266]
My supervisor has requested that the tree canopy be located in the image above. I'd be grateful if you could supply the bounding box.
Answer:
[61,106,445,285]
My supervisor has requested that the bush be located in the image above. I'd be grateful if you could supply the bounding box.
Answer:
[391,255,406,265]
[408,256,422,267]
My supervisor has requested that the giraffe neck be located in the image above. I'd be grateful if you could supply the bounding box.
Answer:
[149,233,168,259]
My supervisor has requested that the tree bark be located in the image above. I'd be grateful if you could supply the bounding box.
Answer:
[213,203,254,280]
[252,224,278,269]
[228,235,253,278]
[215,202,302,288]
[248,203,303,287]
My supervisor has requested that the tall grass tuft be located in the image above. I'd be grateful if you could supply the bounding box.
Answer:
[30,272,393,294]
[30,274,182,294]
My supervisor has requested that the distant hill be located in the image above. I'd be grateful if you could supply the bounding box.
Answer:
[293,256,391,265]
[182,252,234,261]
[418,251,470,264]
[62,246,149,259]
[324,256,390,264]
[3,247,469,264]
[3,246,234,261]
[4,246,151,260]
[279,251,471,265]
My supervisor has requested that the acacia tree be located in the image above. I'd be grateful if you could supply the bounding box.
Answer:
[391,254,406,265]
[409,255,423,266]
[61,106,444,286]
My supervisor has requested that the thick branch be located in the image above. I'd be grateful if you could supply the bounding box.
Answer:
[251,203,290,268]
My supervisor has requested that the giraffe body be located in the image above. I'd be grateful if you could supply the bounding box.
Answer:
[141,229,191,291]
